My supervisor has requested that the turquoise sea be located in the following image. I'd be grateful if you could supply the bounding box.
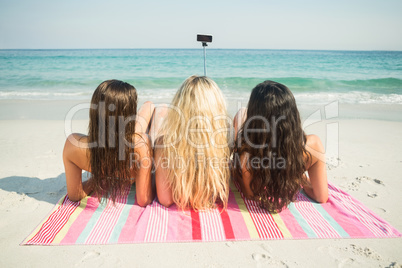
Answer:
[0,49,401,105]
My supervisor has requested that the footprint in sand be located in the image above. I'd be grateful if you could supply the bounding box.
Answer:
[77,250,123,267]
[319,244,392,267]
[251,253,289,268]
[259,243,273,253]
[358,176,384,186]
[359,164,371,168]
[372,178,384,185]
[338,258,356,268]
[225,241,234,247]
[340,176,385,192]
[252,253,270,261]
[348,181,360,191]
[348,244,382,261]
[78,251,101,264]
[327,157,343,170]
[251,244,289,267]
[339,178,360,191]
[386,261,402,268]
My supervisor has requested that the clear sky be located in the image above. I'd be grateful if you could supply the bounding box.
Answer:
[0,0,401,50]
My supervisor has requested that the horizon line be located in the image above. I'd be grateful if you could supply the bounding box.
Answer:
[1,48,401,52]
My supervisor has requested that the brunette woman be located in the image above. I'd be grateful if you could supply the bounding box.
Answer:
[63,80,154,206]
[233,80,328,212]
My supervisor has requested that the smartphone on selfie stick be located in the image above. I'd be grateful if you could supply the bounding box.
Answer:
[197,34,213,76]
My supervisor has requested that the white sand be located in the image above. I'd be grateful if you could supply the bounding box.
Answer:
[0,102,401,267]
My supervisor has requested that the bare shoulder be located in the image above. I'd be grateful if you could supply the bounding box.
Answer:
[63,133,90,171]
[305,134,325,154]
[64,133,89,156]
[304,134,326,166]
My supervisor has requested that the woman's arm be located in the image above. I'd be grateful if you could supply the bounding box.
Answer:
[233,108,255,199]
[132,132,154,207]
[303,134,328,203]
[237,153,254,199]
[63,133,92,202]
[154,137,174,207]
[147,104,173,207]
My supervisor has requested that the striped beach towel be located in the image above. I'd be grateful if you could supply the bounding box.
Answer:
[22,182,401,245]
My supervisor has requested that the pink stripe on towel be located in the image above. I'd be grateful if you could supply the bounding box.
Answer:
[278,205,309,238]
[199,208,225,241]
[144,201,169,242]
[244,198,283,239]
[85,188,130,244]
[328,184,395,237]
[225,190,251,240]
[295,193,341,238]
[60,196,100,244]
[166,205,195,242]
[175,208,193,241]
[117,204,146,243]
[28,197,79,244]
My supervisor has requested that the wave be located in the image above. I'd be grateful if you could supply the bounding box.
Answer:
[2,77,401,93]
[1,77,401,104]
[293,91,402,105]
[216,77,402,94]
[1,89,401,105]
[0,91,92,100]
[0,77,185,91]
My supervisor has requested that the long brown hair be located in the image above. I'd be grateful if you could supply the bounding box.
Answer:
[88,79,138,202]
[234,80,310,212]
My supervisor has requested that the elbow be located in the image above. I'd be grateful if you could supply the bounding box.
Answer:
[304,187,328,203]
[136,195,153,207]
[158,198,174,208]
[137,200,151,207]
[315,195,328,203]
[69,197,81,202]
[317,188,329,203]
[136,190,154,207]
[67,193,83,202]
[244,193,254,200]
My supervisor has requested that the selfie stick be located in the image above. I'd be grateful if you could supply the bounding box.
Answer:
[197,34,212,76]
[203,42,207,76]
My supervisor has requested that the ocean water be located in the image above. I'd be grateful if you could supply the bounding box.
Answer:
[0,49,401,105]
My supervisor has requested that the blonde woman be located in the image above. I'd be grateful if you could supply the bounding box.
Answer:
[153,76,230,210]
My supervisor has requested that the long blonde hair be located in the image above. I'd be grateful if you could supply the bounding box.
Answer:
[159,76,230,210]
